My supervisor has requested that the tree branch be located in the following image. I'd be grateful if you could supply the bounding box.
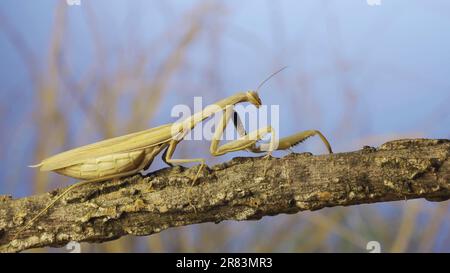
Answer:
[1,138,449,252]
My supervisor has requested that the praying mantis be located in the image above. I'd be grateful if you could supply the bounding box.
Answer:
[15,70,333,239]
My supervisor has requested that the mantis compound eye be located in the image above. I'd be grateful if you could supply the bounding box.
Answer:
[246,91,262,107]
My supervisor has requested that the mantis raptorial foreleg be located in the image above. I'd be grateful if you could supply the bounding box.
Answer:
[161,105,278,186]
[232,108,333,154]
[210,106,277,156]
[210,106,278,174]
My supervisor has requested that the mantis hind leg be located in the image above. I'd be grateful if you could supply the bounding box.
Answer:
[13,152,156,240]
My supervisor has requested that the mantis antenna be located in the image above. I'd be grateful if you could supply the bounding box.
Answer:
[255,66,288,92]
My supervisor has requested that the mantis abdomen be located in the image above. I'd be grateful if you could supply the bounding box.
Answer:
[55,150,148,180]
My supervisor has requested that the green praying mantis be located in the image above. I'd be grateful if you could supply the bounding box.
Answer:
[15,69,333,239]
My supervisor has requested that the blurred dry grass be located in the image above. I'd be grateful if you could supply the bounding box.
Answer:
[0,1,448,252]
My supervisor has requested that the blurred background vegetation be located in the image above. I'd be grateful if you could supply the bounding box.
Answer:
[0,0,449,252]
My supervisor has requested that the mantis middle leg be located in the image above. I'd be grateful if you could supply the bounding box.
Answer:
[164,139,206,185]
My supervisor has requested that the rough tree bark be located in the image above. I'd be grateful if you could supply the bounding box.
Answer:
[0,138,449,253]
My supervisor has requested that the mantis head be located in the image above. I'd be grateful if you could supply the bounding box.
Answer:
[246,91,262,107]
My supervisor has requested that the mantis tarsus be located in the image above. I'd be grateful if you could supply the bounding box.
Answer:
[15,74,333,239]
